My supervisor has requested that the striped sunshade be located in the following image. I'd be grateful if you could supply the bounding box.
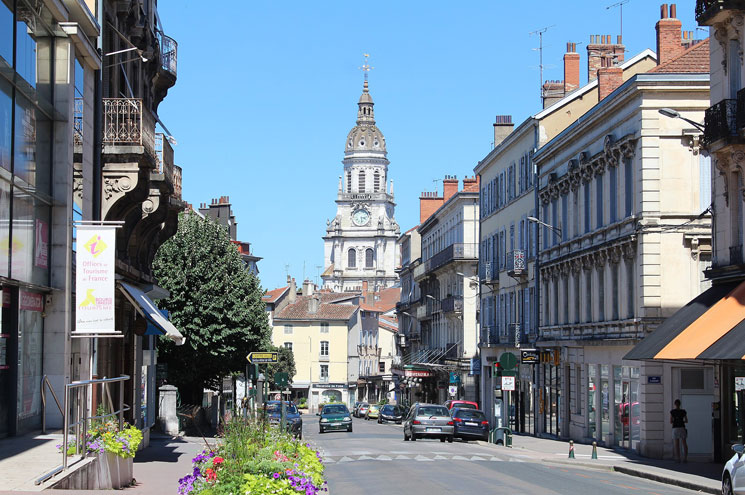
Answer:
[625,281,745,361]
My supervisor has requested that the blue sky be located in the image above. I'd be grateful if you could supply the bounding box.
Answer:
[156,0,699,291]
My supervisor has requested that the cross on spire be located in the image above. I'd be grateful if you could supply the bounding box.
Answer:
[359,53,373,85]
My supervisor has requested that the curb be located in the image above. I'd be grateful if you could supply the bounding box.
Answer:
[612,465,720,494]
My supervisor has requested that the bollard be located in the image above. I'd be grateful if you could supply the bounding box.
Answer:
[591,441,598,460]
[568,440,575,459]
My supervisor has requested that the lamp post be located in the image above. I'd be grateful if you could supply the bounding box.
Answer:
[658,108,705,133]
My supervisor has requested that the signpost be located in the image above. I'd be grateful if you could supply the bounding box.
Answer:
[736,377,745,391]
[247,351,279,364]
[502,376,516,391]
[448,385,457,396]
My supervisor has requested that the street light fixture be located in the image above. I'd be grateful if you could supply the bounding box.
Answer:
[658,108,705,133]
[426,295,437,301]
[527,216,562,238]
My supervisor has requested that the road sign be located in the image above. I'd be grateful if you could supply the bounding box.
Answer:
[520,349,539,365]
[502,376,516,391]
[247,351,278,364]
[736,377,745,391]
[274,393,281,401]
[448,385,457,396]
[449,372,461,384]
[499,352,518,370]
[274,372,289,388]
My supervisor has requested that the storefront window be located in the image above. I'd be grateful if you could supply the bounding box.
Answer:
[588,364,597,439]
[0,0,12,68]
[601,364,610,444]
[0,175,9,278]
[14,92,52,195]
[17,290,43,422]
[10,187,49,286]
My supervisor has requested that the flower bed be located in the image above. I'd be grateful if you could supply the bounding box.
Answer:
[178,419,326,495]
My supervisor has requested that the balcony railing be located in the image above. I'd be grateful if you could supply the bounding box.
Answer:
[479,326,499,346]
[506,250,527,278]
[441,295,463,314]
[157,32,178,77]
[173,165,182,199]
[730,244,743,265]
[426,243,478,272]
[696,0,745,23]
[73,97,83,146]
[103,98,155,154]
[704,99,738,148]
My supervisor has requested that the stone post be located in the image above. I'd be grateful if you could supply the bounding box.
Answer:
[157,385,179,435]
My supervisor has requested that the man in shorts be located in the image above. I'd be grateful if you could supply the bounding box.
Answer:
[670,399,688,463]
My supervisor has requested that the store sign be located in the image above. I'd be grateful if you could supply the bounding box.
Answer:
[735,377,745,391]
[75,226,117,334]
[502,376,516,391]
[315,383,346,389]
[448,385,457,396]
[19,290,43,312]
[404,370,432,378]
[520,349,539,364]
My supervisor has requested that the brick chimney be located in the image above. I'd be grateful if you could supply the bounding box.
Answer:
[302,279,314,297]
[598,67,623,100]
[656,4,684,66]
[564,42,580,93]
[462,175,480,193]
[443,176,458,202]
[419,191,444,224]
[587,34,625,82]
[493,115,514,148]
[308,293,320,314]
[288,277,297,303]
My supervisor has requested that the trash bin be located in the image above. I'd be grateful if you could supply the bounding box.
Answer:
[492,427,513,447]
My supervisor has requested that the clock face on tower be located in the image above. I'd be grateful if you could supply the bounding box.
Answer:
[352,209,370,226]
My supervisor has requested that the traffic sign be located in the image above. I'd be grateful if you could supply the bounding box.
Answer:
[247,351,278,364]
[448,385,457,396]
[502,376,516,391]
[274,372,289,388]
[274,393,281,401]
[499,352,518,370]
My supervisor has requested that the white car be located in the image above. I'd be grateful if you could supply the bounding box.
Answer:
[723,444,745,495]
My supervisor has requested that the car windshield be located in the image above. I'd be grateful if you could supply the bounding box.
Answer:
[454,409,485,420]
[417,406,449,417]
[323,405,348,415]
[369,405,379,410]
[381,405,396,413]
[453,403,477,409]
[266,403,298,414]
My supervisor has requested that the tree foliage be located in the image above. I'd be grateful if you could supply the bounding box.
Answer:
[266,345,296,389]
[153,212,271,403]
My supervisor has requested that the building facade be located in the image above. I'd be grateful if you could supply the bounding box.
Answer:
[197,196,261,275]
[322,80,400,292]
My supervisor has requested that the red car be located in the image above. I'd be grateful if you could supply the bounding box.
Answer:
[444,400,479,411]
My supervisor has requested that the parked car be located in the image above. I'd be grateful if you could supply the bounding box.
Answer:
[451,408,489,442]
[318,404,353,434]
[353,401,364,416]
[356,402,370,418]
[365,404,381,420]
[722,443,744,495]
[264,401,303,439]
[444,400,478,411]
[403,403,454,442]
[378,404,404,424]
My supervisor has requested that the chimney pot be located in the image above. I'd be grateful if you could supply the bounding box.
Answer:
[670,3,676,18]
[661,3,668,19]
[598,67,623,101]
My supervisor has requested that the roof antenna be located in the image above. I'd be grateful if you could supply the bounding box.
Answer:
[530,25,555,106]
[606,0,630,44]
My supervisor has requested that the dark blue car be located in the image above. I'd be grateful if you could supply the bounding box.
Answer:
[265,401,303,439]
[451,408,489,442]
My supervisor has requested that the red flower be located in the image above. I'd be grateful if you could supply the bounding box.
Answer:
[205,468,217,481]
[213,457,224,466]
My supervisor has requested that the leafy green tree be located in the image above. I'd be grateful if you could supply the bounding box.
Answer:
[153,212,271,404]
[266,345,296,389]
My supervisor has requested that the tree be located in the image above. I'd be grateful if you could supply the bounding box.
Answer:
[153,212,271,404]
[266,345,296,389]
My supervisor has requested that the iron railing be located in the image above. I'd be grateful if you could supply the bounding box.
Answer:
[73,98,83,146]
[154,132,175,191]
[696,0,745,23]
[479,326,499,346]
[103,98,156,154]
[704,99,738,147]
[441,295,463,314]
[157,32,178,77]
[506,249,527,277]
[426,243,478,272]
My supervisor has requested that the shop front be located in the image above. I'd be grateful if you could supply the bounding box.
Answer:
[482,350,537,435]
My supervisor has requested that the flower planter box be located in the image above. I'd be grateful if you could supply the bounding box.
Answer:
[96,452,133,489]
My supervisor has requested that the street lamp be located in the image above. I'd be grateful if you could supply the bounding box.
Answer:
[658,108,705,133]
[426,294,437,301]
[527,216,562,238]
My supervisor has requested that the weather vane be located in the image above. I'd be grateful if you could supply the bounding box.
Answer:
[359,53,374,81]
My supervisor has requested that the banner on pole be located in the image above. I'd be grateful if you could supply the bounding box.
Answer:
[75,225,117,334]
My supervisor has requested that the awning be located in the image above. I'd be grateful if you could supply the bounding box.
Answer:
[625,281,745,361]
[119,282,186,346]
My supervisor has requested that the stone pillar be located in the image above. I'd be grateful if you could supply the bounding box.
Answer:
[157,385,179,435]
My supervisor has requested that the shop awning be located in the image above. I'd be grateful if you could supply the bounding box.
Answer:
[625,281,745,361]
[119,282,186,346]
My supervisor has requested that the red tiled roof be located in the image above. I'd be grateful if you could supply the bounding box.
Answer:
[380,315,398,332]
[274,295,358,321]
[648,39,710,74]
[263,286,288,303]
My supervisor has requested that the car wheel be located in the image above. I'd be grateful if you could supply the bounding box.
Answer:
[319,428,324,434]
[447,435,454,443]
[723,474,733,495]
[440,437,446,442]
[348,426,353,433]
[404,432,409,441]
[378,418,382,424]
[411,433,417,441]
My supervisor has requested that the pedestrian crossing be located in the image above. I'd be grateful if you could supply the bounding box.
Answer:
[322,453,523,463]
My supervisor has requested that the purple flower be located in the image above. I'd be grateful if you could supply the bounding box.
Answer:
[273,472,281,479]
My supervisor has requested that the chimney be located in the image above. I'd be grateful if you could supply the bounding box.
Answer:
[288,278,297,303]
[564,42,580,94]
[462,175,480,193]
[302,279,314,297]
[362,281,368,302]
[656,3,684,66]
[443,176,458,202]
[308,294,320,314]
[587,34,625,82]
[419,191,444,224]
[493,115,514,148]
[598,67,623,101]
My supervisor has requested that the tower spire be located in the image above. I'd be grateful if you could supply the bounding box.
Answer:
[357,53,375,124]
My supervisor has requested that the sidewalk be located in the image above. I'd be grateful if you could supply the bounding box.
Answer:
[0,430,64,492]
[478,434,723,494]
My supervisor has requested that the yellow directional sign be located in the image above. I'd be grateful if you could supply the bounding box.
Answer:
[247,351,278,364]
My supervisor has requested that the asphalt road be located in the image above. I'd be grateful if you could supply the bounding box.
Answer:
[303,415,701,495]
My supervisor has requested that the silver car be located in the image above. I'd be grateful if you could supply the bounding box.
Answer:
[403,403,454,442]
[722,444,744,495]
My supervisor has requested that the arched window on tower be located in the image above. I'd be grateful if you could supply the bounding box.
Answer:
[346,171,351,193]
[358,171,366,192]
[374,172,380,192]
[348,249,356,268]
[365,248,374,268]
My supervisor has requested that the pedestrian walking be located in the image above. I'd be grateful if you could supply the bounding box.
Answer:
[670,399,688,463]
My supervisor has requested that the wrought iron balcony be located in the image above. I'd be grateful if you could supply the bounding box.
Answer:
[479,326,499,346]
[426,243,478,272]
[737,88,745,132]
[730,244,743,265]
[506,250,527,279]
[696,0,745,24]
[704,99,738,148]
[73,97,83,146]
[441,295,463,314]
[173,165,183,199]
[157,32,178,78]
[103,98,156,155]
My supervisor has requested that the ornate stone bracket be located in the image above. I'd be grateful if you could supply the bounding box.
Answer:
[102,162,140,221]
[142,189,161,217]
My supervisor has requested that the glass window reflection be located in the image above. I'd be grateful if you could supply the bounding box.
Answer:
[15,9,37,89]
[0,77,10,173]
[0,177,9,277]
[10,188,49,286]
[14,92,51,195]
[0,0,11,69]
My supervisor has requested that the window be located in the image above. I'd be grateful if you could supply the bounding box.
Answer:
[553,280,559,325]
[609,166,617,224]
[320,341,329,356]
[597,267,605,321]
[700,155,712,211]
[730,39,742,99]
[284,325,293,334]
[348,248,356,268]
[346,171,351,193]
[365,248,374,268]
[596,175,603,229]
[611,263,619,320]
[551,198,558,246]
[624,158,633,217]
[320,365,329,382]
[574,273,581,324]
[626,259,635,319]
[358,171,365,192]
[584,181,591,233]
[379,362,385,373]
[563,276,570,324]
[374,171,380,192]
[284,342,293,351]
[585,271,593,322]
[575,365,583,414]
[320,323,329,334]
[561,195,568,242]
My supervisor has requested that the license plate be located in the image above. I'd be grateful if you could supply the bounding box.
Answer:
[465,422,478,426]
[426,427,441,432]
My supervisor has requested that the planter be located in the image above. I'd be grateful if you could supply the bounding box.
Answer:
[97,452,133,489]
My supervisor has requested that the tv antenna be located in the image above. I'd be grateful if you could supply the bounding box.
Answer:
[284,264,290,280]
[606,0,630,43]
[530,25,555,106]
[315,265,322,286]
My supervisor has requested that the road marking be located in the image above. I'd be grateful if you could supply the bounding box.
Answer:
[451,455,469,461]
[470,455,487,461]
[376,455,392,461]
[415,455,434,462]
[574,473,591,478]
[395,455,411,460]
[337,456,354,463]
[433,455,449,460]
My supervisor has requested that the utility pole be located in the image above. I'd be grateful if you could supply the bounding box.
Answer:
[606,0,629,43]
[530,25,555,106]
